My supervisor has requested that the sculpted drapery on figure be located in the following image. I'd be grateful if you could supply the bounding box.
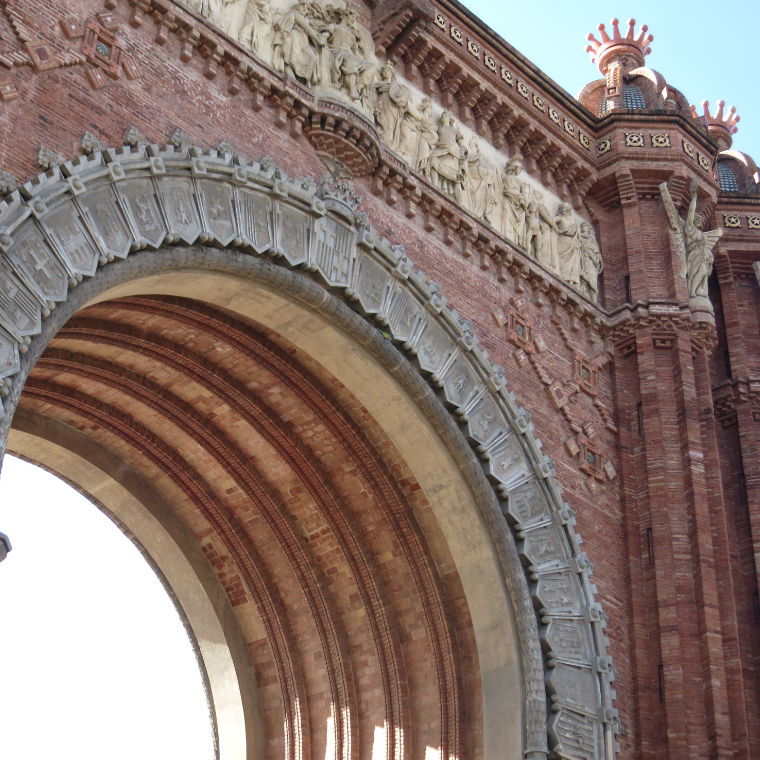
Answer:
[272,2,326,86]
[219,0,271,51]
[579,222,603,300]
[524,192,556,265]
[427,111,467,204]
[464,138,500,227]
[501,157,529,247]
[414,98,437,176]
[175,0,605,301]
[373,63,402,146]
[323,4,375,106]
[555,202,582,288]
[660,179,723,301]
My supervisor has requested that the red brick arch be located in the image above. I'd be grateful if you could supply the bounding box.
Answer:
[0,144,617,760]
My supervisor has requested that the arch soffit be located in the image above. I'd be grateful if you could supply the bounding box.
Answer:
[0,143,617,760]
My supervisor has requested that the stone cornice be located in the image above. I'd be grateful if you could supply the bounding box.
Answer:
[607,301,717,353]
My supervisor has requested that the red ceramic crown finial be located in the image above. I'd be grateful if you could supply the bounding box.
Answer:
[690,99,740,135]
[586,18,653,73]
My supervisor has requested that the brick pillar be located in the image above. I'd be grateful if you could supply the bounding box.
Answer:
[600,167,735,757]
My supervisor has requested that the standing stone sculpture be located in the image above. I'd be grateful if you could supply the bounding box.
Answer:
[464,138,500,226]
[395,95,428,167]
[373,63,402,145]
[660,179,722,302]
[272,2,326,86]
[219,0,271,52]
[323,4,374,106]
[501,157,529,247]
[579,222,603,301]
[427,110,467,203]
[555,202,582,288]
[523,189,556,266]
[414,98,437,176]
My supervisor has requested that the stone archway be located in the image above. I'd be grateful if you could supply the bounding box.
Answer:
[0,142,616,760]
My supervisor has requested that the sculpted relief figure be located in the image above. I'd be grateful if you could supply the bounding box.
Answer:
[579,222,603,300]
[660,179,722,301]
[179,0,607,301]
[524,191,556,265]
[272,2,326,86]
[414,98,437,175]
[220,0,271,52]
[464,138,500,227]
[555,202,582,288]
[373,63,408,146]
[427,111,467,204]
[501,157,529,247]
[323,4,375,106]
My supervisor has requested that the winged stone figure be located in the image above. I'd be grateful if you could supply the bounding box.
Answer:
[659,179,722,299]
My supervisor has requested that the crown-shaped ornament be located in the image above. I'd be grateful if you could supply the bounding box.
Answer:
[690,100,739,150]
[586,18,653,74]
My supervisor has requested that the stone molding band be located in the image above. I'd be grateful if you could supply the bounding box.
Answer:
[0,141,618,759]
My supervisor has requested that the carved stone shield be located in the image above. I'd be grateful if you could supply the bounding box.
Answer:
[43,202,101,277]
[506,478,549,528]
[277,204,310,266]
[0,326,19,380]
[386,288,422,343]
[313,217,355,287]
[6,223,68,302]
[0,260,42,337]
[237,188,272,253]
[162,178,202,244]
[485,434,529,489]
[119,179,166,248]
[543,619,590,662]
[197,179,237,246]
[77,187,132,259]
[534,569,581,615]
[354,255,389,314]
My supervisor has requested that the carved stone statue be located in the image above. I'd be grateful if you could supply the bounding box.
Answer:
[501,157,529,246]
[579,222,603,301]
[427,110,467,203]
[415,98,437,176]
[464,138,499,226]
[272,2,327,86]
[660,179,723,301]
[373,63,405,145]
[396,96,426,167]
[322,4,374,105]
[218,0,271,52]
[530,190,557,269]
[555,202,582,287]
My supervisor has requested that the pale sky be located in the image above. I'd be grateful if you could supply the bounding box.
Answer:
[0,3,753,759]
[0,456,215,760]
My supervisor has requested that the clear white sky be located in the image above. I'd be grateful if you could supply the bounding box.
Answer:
[0,3,754,758]
[0,456,215,760]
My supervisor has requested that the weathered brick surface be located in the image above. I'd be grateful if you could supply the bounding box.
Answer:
[3,1,760,758]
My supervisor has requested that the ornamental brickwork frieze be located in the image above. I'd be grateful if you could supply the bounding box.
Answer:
[0,0,139,93]
[492,294,616,494]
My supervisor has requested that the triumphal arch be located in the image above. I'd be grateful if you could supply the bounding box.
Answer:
[0,1,758,758]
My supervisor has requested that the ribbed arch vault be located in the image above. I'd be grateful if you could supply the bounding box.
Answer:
[0,143,616,760]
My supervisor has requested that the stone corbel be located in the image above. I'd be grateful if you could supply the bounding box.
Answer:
[177,26,200,63]
[420,198,441,232]
[418,51,447,95]
[472,94,499,139]
[199,42,225,79]
[436,63,464,109]
[488,105,517,150]
[400,182,423,218]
